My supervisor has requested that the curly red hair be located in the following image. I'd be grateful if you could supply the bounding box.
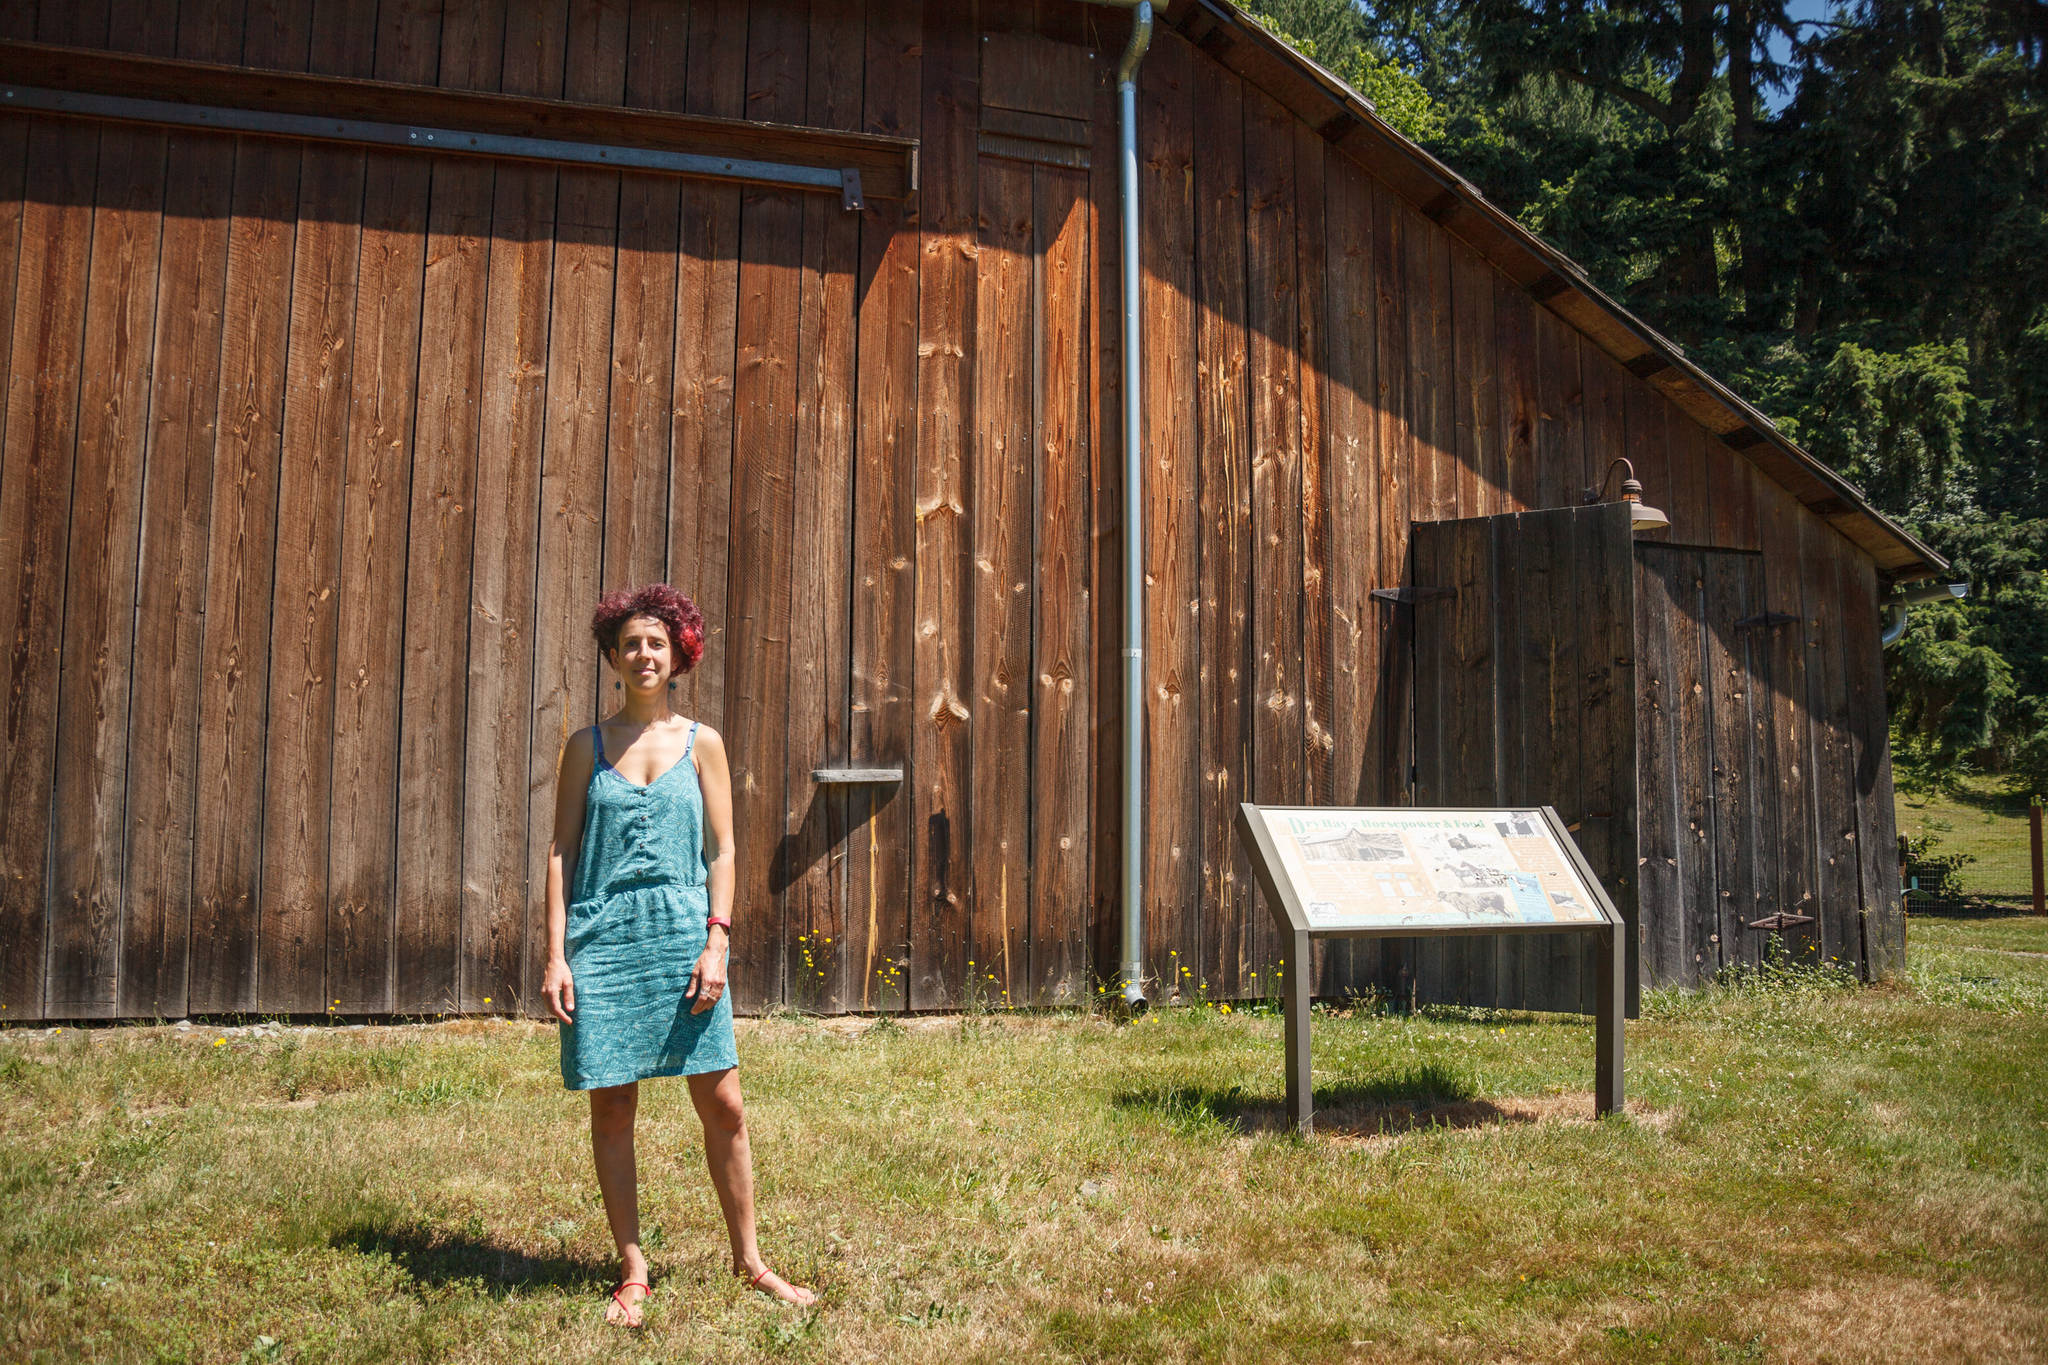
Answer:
[590,583,705,674]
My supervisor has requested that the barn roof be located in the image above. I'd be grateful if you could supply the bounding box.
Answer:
[1161,0,1946,581]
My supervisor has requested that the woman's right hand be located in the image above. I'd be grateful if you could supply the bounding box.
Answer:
[544,958,576,1024]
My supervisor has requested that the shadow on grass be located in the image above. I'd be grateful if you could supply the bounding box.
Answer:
[331,1221,609,1298]
[1116,1060,1526,1139]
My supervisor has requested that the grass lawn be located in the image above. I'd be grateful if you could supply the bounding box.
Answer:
[4,924,2045,1364]
[1896,772,2041,900]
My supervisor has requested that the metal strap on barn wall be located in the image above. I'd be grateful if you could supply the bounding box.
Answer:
[2,84,869,208]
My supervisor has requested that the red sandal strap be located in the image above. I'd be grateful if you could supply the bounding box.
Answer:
[747,1267,772,1288]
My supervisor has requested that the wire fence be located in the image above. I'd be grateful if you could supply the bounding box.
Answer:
[1901,800,2045,912]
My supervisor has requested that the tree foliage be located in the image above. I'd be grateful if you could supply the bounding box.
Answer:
[1241,0,2048,793]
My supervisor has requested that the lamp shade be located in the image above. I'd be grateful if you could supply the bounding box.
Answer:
[1628,500,1670,533]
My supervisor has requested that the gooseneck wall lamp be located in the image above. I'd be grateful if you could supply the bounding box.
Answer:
[1584,457,1671,534]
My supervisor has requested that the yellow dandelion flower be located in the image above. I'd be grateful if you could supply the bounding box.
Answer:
[213,1038,225,1047]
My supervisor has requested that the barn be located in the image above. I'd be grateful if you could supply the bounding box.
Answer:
[0,0,1943,1023]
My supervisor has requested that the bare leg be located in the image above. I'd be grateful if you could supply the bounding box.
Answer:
[685,1068,816,1306]
[589,1082,651,1325]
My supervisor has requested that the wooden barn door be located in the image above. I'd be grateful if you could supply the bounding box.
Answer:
[1634,543,1782,986]
[1407,503,1640,1015]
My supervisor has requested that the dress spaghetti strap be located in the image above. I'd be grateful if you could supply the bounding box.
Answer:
[683,720,699,760]
[593,723,608,769]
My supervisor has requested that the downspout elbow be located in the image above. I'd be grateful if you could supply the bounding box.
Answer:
[1116,2,1154,87]
[1881,581,1970,647]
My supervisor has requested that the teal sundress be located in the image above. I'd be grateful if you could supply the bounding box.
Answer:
[559,718,738,1090]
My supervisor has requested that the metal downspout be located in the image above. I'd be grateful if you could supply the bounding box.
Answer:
[1113,2,1153,1008]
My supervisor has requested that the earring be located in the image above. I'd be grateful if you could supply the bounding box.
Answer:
[667,678,677,690]
[614,680,621,692]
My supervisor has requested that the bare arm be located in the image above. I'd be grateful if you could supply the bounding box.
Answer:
[543,725,596,1023]
[688,726,736,1011]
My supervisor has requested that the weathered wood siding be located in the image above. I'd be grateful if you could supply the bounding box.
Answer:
[0,0,1902,1020]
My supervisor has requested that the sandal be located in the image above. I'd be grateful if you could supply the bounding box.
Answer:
[609,1279,652,1327]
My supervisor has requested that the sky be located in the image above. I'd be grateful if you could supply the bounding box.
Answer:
[1762,0,1841,110]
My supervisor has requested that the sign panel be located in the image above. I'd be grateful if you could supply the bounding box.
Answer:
[1246,806,1614,932]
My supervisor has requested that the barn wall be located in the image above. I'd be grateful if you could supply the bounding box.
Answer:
[0,0,1902,1021]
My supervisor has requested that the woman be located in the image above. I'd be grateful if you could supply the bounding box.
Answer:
[542,583,816,1327]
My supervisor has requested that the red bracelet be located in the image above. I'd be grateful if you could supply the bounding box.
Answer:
[707,916,732,931]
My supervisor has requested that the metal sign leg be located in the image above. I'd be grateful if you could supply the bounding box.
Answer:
[1285,927,1313,1135]
[1595,920,1625,1116]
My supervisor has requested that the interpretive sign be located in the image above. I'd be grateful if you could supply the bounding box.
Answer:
[1254,806,1610,932]
[1236,804,1625,1133]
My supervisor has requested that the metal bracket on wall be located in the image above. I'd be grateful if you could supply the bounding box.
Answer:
[811,767,904,785]
[1746,912,1816,931]
[1370,587,1456,605]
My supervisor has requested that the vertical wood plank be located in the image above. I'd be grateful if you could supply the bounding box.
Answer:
[670,0,744,731]
[1319,151,1377,998]
[1243,83,1300,1002]
[908,0,976,1009]
[1450,248,1500,518]
[189,134,298,1014]
[1667,418,1716,548]
[1,121,95,1020]
[330,135,433,1012]
[521,3,619,1015]
[1634,542,1685,987]
[1397,204,1455,1007]
[1702,552,1769,971]
[1622,373,1672,532]
[625,0,691,111]
[119,127,235,1020]
[723,0,806,1011]
[1442,515,1504,1003]
[782,0,862,1014]
[1801,519,1859,973]
[1582,348,1629,517]
[1754,475,1822,965]
[39,0,111,44]
[1296,122,1336,999]
[970,154,1033,1009]
[1494,276,1537,514]
[177,0,248,65]
[472,164,555,1016]
[46,128,164,1018]
[1140,32,1200,999]
[1671,548,1720,983]
[1193,56,1251,1001]
[847,0,918,1010]
[261,143,363,1018]
[436,0,509,91]
[4,122,82,1015]
[1533,310,1584,511]
[1404,205,1453,523]
[1705,437,1762,552]
[600,175,679,591]
[396,154,492,1013]
[1364,177,1413,1002]
[1031,162,1092,1005]
[105,0,180,52]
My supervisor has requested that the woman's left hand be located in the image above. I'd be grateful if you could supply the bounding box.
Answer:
[687,941,728,1014]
